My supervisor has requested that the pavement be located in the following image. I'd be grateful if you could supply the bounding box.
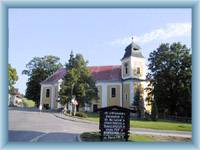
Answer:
[8,107,192,142]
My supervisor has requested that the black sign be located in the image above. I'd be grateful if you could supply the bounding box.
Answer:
[98,106,131,141]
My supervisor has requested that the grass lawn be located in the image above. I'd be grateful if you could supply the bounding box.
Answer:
[131,120,192,131]
[84,112,192,131]
[85,112,99,122]
[80,132,191,142]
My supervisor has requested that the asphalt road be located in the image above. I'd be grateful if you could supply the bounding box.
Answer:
[9,108,97,142]
[9,108,192,142]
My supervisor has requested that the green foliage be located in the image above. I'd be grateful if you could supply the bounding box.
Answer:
[75,112,88,118]
[133,85,145,119]
[8,64,18,93]
[59,51,97,107]
[147,42,191,117]
[151,100,158,121]
[22,55,62,106]
[22,98,35,107]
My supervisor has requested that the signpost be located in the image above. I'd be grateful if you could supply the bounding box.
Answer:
[98,106,131,141]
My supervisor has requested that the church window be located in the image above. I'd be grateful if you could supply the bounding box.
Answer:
[137,67,140,74]
[111,87,116,98]
[125,93,128,101]
[125,63,128,74]
[46,89,50,98]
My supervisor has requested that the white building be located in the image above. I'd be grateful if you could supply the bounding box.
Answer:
[39,41,150,112]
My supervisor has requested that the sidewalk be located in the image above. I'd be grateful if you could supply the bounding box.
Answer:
[53,112,192,138]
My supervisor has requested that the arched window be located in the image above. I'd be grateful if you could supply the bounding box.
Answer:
[137,67,140,74]
[125,93,128,101]
[111,87,116,98]
[124,63,128,74]
[46,89,50,98]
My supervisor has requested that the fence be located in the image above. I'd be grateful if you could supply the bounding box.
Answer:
[158,114,191,123]
[131,112,191,123]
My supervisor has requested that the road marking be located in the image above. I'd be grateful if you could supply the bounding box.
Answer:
[30,133,48,142]
[76,135,82,142]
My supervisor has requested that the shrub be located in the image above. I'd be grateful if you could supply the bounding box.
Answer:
[22,98,35,108]
[75,112,88,118]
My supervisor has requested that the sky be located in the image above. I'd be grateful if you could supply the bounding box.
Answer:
[8,8,192,95]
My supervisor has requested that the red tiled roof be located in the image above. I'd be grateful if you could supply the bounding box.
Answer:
[41,68,66,84]
[88,65,121,82]
[41,65,121,84]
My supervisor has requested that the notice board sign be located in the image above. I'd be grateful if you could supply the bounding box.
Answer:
[98,106,131,141]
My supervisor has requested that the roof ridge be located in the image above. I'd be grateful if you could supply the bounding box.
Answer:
[40,68,64,84]
[88,65,121,67]
[41,65,122,84]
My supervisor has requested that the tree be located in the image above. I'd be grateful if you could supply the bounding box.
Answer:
[150,96,158,121]
[59,51,97,113]
[133,85,145,119]
[8,64,18,94]
[22,55,62,106]
[145,82,158,121]
[147,42,191,118]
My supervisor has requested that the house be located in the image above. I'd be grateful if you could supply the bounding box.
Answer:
[9,88,23,107]
[39,41,151,113]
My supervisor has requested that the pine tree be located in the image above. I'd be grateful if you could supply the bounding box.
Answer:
[59,52,97,112]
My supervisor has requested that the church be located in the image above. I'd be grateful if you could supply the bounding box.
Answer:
[39,41,151,113]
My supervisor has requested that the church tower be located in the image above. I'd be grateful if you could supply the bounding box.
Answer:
[121,41,146,80]
[121,40,147,110]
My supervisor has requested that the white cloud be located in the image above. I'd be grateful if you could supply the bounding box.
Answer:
[110,23,191,45]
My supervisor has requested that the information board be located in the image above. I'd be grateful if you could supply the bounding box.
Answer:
[98,106,130,141]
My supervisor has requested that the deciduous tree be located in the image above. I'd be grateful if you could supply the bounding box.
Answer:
[8,64,18,94]
[22,55,62,106]
[147,42,191,118]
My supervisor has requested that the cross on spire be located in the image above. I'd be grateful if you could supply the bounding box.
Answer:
[131,36,134,43]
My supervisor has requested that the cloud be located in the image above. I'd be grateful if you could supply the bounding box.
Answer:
[110,23,191,45]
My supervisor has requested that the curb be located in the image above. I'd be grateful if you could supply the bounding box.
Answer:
[53,113,98,125]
